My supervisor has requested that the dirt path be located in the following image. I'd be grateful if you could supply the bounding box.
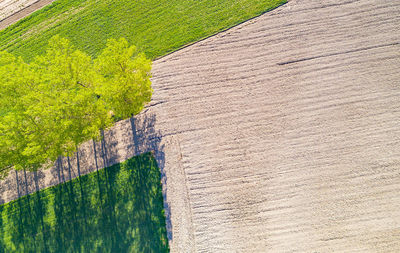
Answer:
[0,0,56,30]
[0,0,37,20]
[0,0,399,252]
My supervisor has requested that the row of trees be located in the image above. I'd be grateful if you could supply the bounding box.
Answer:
[0,35,152,180]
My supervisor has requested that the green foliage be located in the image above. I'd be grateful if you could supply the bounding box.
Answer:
[94,38,152,119]
[0,153,169,252]
[0,36,152,176]
[0,0,287,61]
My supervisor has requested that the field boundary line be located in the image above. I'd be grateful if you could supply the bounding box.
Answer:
[154,1,288,62]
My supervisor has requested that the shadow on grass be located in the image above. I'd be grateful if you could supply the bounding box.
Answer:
[0,153,169,252]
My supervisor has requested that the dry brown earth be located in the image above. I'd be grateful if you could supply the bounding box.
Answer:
[0,0,56,30]
[150,0,400,251]
[1,0,400,252]
[0,0,36,19]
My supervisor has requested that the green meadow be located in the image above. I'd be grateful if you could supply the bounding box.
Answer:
[0,0,286,61]
[0,153,168,252]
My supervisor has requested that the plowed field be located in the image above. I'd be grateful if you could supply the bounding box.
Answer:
[0,0,56,30]
[0,0,399,252]
[150,0,400,251]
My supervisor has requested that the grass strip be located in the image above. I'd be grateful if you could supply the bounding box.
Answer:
[0,0,286,61]
[0,153,169,252]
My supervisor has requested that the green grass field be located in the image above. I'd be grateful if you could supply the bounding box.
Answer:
[0,0,286,61]
[0,153,168,252]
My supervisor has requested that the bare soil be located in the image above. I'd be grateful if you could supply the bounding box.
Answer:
[0,0,56,30]
[0,0,399,252]
[150,0,400,251]
[0,0,36,19]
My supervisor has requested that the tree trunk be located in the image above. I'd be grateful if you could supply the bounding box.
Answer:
[23,168,29,195]
[22,168,37,251]
[15,170,21,198]
[56,157,62,184]
[76,147,88,231]
[93,140,99,172]
[60,158,66,183]
[67,157,72,182]
[130,117,140,154]
[15,170,26,249]
[99,130,119,249]
[93,139,105,228]
[100,129,108,168]
[33,171,48,253]
[76,149,81,178]
[93,140,103,199]
[33,170,39,193]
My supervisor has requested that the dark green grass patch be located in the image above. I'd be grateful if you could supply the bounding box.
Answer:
[0,153,168,252]
[0,0,286,61]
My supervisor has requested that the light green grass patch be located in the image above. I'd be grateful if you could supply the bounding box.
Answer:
[0,0,286,61]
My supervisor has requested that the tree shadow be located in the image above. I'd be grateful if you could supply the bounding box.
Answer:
[0,112,171,252]
[0,153,168,252]
[128,113,172,241]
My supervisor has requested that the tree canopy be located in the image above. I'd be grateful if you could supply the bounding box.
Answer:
[0,36,152,178]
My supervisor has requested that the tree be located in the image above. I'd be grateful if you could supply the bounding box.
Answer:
[94,38,152,119]
[0,36,152,183]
